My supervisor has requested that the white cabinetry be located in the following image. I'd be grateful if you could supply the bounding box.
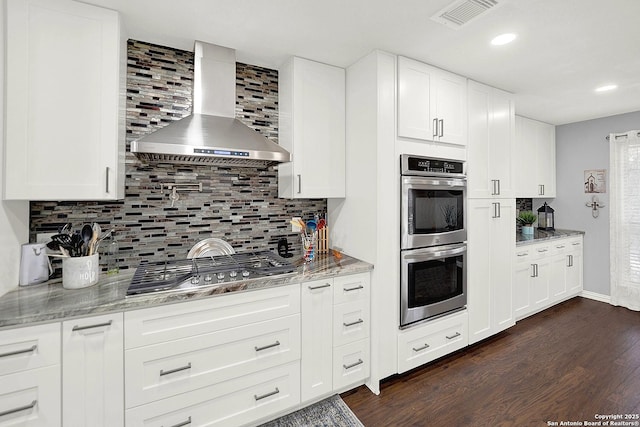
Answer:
[397,56,467,146]
[0,323,61,427]
[467,199,516,344]
[278,57,345,198]
[397,310,468,373]
[4,0,125,200]
[62,313,124,427]
[300,273,370,403]
[513,236,583,320]
[467,81,515,198]
[514,116,556,198]
[124,285,301,427]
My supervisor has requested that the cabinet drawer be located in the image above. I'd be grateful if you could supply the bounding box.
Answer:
[125,285,300,349]
[125,314,300,408]
[0,323,60,376]
[333,339,369,391]
[398,310,468,373]
[333,300,369,347]
[0,365,61,427]
[333,273,370,305]
[125,361,300,427]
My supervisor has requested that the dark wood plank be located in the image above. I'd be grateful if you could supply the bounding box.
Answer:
[342,297,640,427]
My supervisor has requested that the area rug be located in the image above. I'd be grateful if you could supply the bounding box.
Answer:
[259,395,364,427]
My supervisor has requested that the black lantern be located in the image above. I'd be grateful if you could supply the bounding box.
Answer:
[537,202,555,230]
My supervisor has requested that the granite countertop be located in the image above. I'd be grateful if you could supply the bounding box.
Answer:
[516,228,585,246]
[0,252,373,329]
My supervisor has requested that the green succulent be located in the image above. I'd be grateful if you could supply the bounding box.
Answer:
[517,211,537,226]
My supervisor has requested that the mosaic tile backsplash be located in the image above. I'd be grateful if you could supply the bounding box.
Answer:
[29,40,326,273]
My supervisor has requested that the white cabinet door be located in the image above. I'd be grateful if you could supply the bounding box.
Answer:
[4,0,125,200]
[0,366,60,427]
[467,81,515,198]
[300,279,334,402]
[62,313,124,427]
[514,116,556,198]
[467,199,515,344]
[530,248,552,311]
[567,239,584,295]
[513,248,534,320]
[397,56,467,146]
[278,57,345,198]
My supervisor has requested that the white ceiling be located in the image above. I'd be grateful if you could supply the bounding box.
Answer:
[83,0,640,125]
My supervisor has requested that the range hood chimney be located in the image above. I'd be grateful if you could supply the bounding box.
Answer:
[130,41,291,168]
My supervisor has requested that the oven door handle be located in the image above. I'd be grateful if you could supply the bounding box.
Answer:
[402,176,467,190]
[402,244,466,263]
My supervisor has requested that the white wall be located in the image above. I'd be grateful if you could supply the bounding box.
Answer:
[0,0,30,296]
[555,110,640,297]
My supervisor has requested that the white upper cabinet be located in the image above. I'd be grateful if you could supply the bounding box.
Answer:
[278,57,345,199]
[467,81,515,199]
[397,56,467,146]
[4,0,125,200]
[514,115,556,198]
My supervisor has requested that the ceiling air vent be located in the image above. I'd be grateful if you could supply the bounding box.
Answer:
[431,0,502,29]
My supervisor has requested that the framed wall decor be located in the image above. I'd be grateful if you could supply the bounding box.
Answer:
[584,169,606,193]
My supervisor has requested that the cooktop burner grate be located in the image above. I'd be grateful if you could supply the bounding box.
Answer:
[127,250,296,296]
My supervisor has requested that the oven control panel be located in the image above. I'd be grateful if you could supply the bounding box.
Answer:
[401,155,465,177]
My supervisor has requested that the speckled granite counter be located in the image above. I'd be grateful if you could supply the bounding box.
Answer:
[516,229,585,246]
[0,252,372,329]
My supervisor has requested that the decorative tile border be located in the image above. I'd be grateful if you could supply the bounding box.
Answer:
[30,40,326,273]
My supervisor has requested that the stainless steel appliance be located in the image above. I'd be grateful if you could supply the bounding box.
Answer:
[400,154,467,327]
[127,251,296,296]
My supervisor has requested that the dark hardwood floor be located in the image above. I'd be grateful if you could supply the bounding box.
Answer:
[342,297,640,427]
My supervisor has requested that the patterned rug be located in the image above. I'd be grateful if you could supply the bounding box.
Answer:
[259,395,364,427]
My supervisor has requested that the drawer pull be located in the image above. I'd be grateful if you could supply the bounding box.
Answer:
[412,343,430,352]
[446,332,461,340]
[572,242,581,246]
[254,387,280,401]
[343,285,364,292]
[160,363,192,377]
[556,245,565,249]
[343,359,364,370]
[308,283,331,290]
[343,318,364,327]
[516,253,528,257]
[72,320,113,331]
[255,341,281,352]
[0,344,37,359]
[164,416,191,427]
[537,248,548,253]
[0,400,37,418]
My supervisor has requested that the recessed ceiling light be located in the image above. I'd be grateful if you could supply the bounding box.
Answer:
[491,33,517,46]
[595,84,617,93]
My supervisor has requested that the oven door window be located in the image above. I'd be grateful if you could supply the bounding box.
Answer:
[408,255,463,308]
[409,189,463,234]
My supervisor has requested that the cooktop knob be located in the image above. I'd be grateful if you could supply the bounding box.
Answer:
[191,275,200,285]
[217,272,225,280]
[229,270,238,278]
[204,274,212,282]
[242,270,250,278]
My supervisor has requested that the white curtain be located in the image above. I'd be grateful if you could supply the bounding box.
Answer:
[609,130,640,311]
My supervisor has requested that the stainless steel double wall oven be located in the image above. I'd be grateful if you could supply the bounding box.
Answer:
[400,155,467,327]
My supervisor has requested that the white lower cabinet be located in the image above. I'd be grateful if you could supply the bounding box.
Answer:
[300,272,371,403]
[513,236,584,320]
[62,313,124,427]
[0,323,61,427]
[397,310,468,374]
[125,361,301,427]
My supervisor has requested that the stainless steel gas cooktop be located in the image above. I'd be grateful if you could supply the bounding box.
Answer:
[127,250,296,296]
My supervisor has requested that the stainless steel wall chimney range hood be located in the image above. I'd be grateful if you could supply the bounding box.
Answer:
[130,42,291,168]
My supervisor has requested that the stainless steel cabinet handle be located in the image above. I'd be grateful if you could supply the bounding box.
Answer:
[343,285,364,292]
[433,118,438,138]
[105,167,110,193]
[72,320,113,332]
[572,242,581,246]
[492,202,501,218]
[537,249,548,253]
[531,264,538,277]
[567,254,574,267]
[0,400,37,418]
[297,174,301,194]
[438,119,444,137]
[308,283,331,290]
[0,344,37,359]
[412,343,430,352]
[516,253,528,257]
[255,341,280,352]
[539,184,545,195]
[254,387,280,401]
[496,179,500,195]
[446,332,461,340]
[164,416,192,427]
[343,359,364,370]
[556,245,565,249]
[343,319,364,327]
[160,362,192,377]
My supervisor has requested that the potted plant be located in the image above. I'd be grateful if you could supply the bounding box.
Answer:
[517,211,537,235]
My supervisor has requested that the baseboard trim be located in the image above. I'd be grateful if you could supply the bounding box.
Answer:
[580,290,611,304]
